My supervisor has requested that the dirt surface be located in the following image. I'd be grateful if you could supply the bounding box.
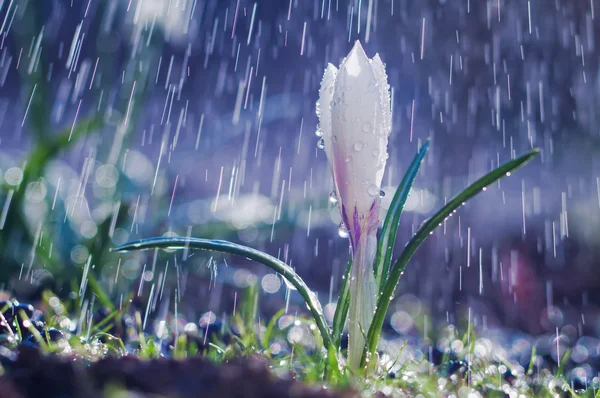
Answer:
[0,346,355,398]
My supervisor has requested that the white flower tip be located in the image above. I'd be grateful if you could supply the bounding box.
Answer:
[342,41,371,77]
[352,40,365,52]
[325,63,338,73]
[372,53,383,66]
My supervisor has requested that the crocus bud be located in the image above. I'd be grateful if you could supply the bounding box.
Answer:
[317,41,391,369]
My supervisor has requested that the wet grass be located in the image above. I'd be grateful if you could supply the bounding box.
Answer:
[0,284,596,398]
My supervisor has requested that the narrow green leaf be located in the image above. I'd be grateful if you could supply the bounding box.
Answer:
[332,258,352,348]
[557,347,571,379]
[526,345,537,375]
[326,344,345,384]
[363,149,540,366]
[262,308,285,351]
[86,274,115,311]
[374,140,429,293]
[113,237,335,355]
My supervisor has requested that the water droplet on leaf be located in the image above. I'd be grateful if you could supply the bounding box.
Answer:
[283,277,297,291]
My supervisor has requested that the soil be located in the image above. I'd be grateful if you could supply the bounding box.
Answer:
[0,346,356,398]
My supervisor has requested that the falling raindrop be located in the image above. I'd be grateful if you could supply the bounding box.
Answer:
[338,222,349,238]
[317,138,325,149]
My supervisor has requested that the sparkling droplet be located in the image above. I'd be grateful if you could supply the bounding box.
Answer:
[315,124,323,137]
[338,222,349,238]
[368,184,380,196]
[354,141,364,152]
[329,191,338,204]
[317,139,325,150]
[362,121,372,133]
[283,277,297,291]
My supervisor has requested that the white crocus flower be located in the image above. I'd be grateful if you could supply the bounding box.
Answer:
[317,41,391,369]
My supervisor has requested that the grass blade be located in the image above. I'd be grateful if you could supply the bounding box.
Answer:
[113,237,334,354]
[374,141,429,293]
[363,149,540,366]
[331,258,352,349]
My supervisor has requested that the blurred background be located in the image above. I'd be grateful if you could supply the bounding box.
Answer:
[0,0,599,377]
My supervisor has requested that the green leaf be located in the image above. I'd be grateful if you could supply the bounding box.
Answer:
[363,149,540,366]
[374,140,429,293]
[557,347,571,380]
[332,258,352,348]
[262,309,285,352]
[86,275,115,311]
[526,345,537,375]
[113,237,335,356]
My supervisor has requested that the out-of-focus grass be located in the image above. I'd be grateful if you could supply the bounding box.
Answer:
[0,284,596,397]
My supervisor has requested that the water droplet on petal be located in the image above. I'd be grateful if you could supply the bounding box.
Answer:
[338,222,349,238]
[354,141,364,152]
[362,121,372,133]
[329,191,338,204]
[372,148,380,157]
[315,124,323,137]
[317,139,325,150]
[379,190,385,198]
[345,156,353,163]
[368,184,380,196]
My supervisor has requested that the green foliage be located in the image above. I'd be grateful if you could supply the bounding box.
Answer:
[363,149,540,367]
[114,148,539,379]
[331,258,351,349]
[112,237,335,362]
[374,141,430,293]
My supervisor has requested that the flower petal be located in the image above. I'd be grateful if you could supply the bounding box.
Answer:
[330,41,387,221]
[317,63,338,167]
[370,54,392,135]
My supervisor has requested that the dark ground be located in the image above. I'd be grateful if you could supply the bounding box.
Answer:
[0,346,354,398]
